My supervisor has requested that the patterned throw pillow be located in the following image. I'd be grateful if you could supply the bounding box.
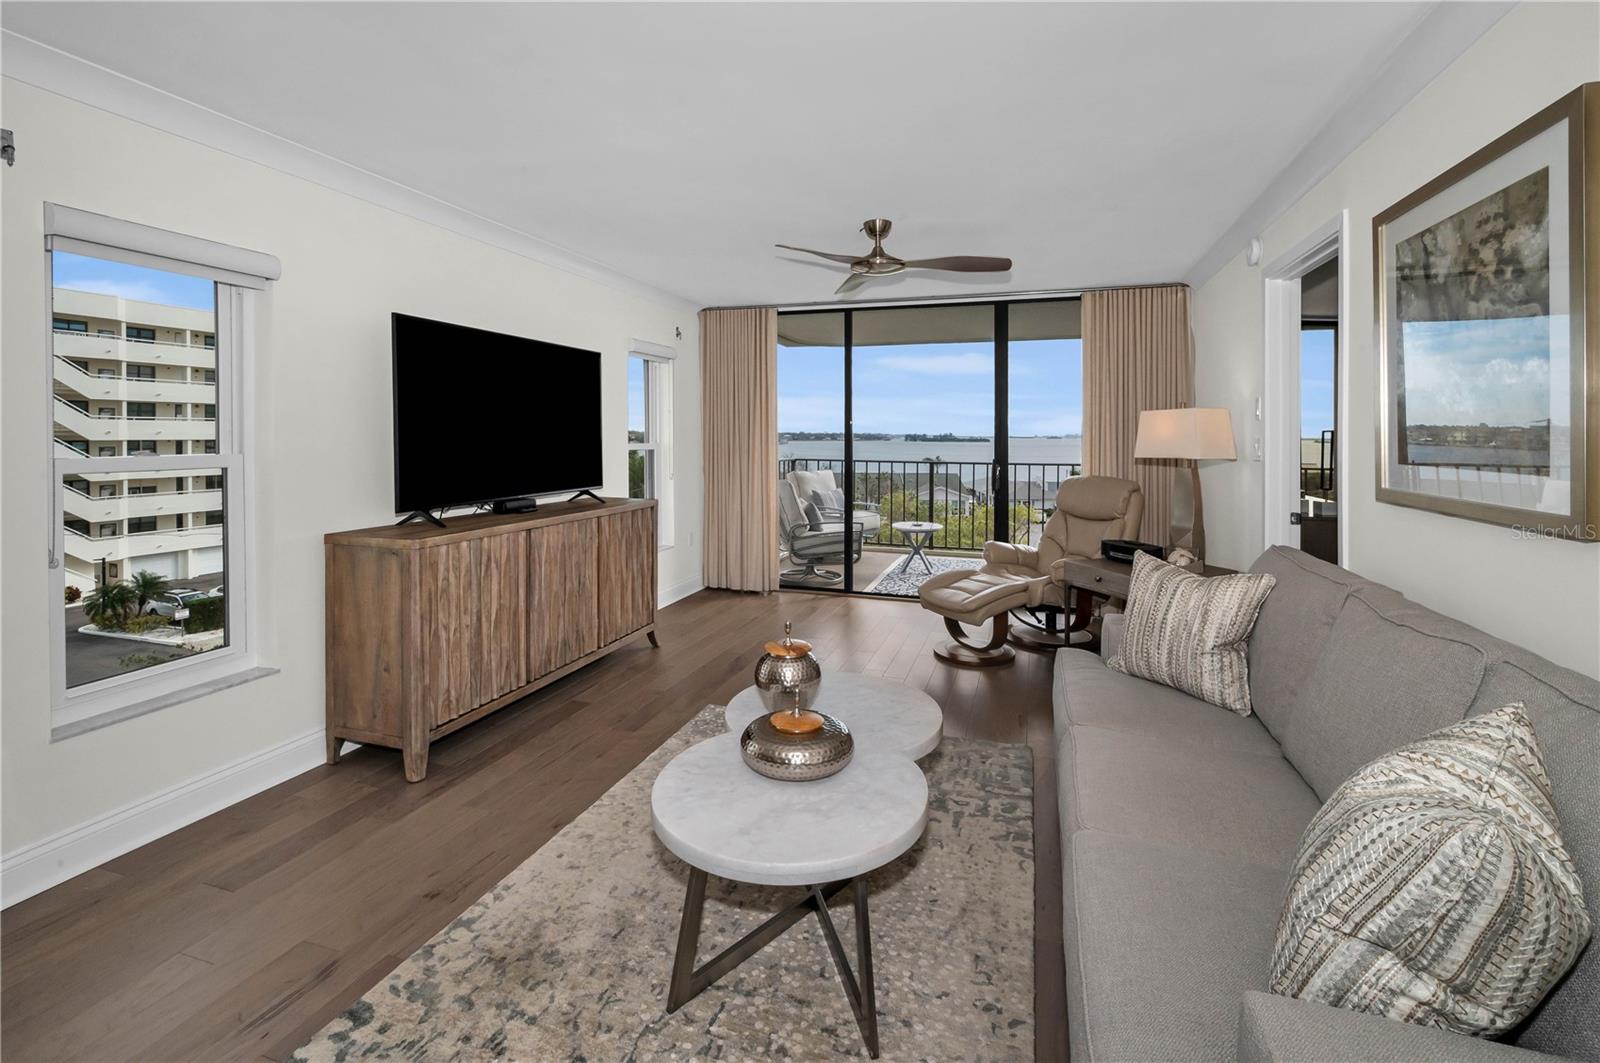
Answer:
[1270,704,1591,1037]
[1106,551,1276,715]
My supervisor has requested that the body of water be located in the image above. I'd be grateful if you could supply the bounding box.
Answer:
[1407,444,1549,468]
[780,436,1082,467]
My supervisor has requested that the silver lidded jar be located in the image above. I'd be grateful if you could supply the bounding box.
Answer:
[752,620,822,713]
[740,704,854,782]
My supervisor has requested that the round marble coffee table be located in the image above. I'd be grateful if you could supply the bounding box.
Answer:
[725,672,943,759]
[651,732,928,1058]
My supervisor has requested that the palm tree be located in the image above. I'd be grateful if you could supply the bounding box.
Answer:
[129,569,166,612]
[83,580,136,629]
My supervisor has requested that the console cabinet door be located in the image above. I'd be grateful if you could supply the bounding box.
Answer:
[476,531,528,703]
[528,521,599,677]
[597,508,656,645]
[417,541,478,727]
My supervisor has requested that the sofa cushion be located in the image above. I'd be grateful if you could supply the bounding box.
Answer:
[1054,649,1283,755]
[1109,553,1277,715]
[1470,652,1600,1059]
[1270,705,1591,1038]
[1281,591,1486,801]
[1066,831,1286,1062]
[1062,725,1321,867]
[1246,547,1373,741]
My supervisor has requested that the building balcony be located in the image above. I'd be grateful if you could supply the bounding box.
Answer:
[53,356,216,405]
[54,397,217,444]
[62,486,223,525]
[63,524,224,565]
[52,329,217,370]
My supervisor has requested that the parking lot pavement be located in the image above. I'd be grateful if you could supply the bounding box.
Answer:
[61,571,223,688]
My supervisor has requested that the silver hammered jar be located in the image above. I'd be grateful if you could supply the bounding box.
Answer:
[740,712,854,782]
[752,621,823,713]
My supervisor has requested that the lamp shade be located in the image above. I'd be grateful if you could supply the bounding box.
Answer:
[1133,407,1237,461]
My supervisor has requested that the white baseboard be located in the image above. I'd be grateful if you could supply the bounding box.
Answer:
[0,727,325,908]
[660,575,705,608]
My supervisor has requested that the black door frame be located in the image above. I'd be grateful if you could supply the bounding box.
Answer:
[778,296,1077,595]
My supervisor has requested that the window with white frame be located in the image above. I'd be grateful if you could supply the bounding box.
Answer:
[626,343,674,547]
[46,205,279,733]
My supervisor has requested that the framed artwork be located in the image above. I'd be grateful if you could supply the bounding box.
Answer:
[1375,82,1598,539]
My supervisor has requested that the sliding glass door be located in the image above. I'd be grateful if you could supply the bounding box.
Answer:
[777,298,1081,596]
[851,305,994,594]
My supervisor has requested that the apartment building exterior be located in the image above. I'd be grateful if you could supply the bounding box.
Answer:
[52,287,224,595]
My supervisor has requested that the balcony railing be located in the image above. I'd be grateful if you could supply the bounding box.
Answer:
[779,457,1082,552]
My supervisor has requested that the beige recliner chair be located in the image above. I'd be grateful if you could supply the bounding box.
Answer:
[918,476,1143,664]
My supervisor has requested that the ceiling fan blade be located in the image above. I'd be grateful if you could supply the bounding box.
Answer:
[835,273,869,295]
[776,243,861,265]
[902,255,1013,272]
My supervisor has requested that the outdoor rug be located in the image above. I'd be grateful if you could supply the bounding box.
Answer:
[862,555,980,599]
[293,704,1034,1061]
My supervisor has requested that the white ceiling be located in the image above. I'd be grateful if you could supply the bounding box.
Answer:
[4,2,1444,307]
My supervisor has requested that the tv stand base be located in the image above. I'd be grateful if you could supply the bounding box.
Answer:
[568,489,605,504]
[396,510,446,528]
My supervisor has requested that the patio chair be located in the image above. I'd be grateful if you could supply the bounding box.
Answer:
[980,474,1143,647]
[784,468,881,539]
[778,479,864,584]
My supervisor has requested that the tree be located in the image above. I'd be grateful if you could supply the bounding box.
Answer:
[83,580,136,628]
[628,451,646,499]
[129,569,166,612]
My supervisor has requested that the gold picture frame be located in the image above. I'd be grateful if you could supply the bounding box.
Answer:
[1374,82,1598,540]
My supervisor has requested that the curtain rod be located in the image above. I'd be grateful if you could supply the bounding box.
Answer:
[702,281,1187,313]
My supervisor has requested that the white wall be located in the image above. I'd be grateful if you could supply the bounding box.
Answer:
[1194,1,1600,678]
[1,78,704,876]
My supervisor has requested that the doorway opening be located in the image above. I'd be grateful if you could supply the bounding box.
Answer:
[1262,215,1348,566]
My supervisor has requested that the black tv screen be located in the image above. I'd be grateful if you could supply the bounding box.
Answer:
[392,313,602,513]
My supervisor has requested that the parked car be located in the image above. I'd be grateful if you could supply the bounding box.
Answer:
[207,585,224,599]
[143,589,210,618]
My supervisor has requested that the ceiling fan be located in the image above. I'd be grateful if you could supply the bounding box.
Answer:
[777,218,1013,295]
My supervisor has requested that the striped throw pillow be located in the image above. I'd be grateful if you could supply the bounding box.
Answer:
[1270,704,1591,1037]
[1106,551,1275,715]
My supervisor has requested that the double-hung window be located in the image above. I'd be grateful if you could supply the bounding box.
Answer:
[626,341,675,548]
[46,205,280,736]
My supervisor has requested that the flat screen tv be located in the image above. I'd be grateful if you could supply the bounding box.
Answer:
[392,313,602,515]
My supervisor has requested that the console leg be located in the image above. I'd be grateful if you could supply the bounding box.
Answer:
[325,731,342,765]
[647,629,660,648]
[402,739,429,783]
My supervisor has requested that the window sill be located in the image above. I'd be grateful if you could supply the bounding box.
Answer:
[51,665,280,742]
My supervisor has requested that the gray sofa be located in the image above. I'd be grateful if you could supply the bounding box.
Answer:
[1054,546,1599,1062]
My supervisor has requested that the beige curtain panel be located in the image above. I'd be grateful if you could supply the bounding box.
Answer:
[1082,285,1196,546]
[700,308,780,593]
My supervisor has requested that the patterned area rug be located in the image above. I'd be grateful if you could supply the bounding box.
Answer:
[293,705,1034,1061]
[862,555,980,598]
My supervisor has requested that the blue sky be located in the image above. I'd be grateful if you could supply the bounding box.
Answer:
[628,357,646,434]
[53,251,215,311]
[1400,316,1552,426]
[778,338,1084,437]
[1300,327,1335,437]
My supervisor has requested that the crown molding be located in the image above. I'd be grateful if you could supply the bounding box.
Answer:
[1182,1,1515,287]
[1,29,702,313]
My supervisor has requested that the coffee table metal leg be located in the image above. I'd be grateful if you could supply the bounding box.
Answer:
[668,867,708,1011]
[810,877,880,1057]
[668,873,854,1011]
[855,875,878,1056]
[666,871,879,1057]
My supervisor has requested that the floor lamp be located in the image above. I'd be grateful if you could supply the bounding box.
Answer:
[1133,407,1237,563]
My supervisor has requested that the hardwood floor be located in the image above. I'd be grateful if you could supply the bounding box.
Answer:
[1,588,1067,1062]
